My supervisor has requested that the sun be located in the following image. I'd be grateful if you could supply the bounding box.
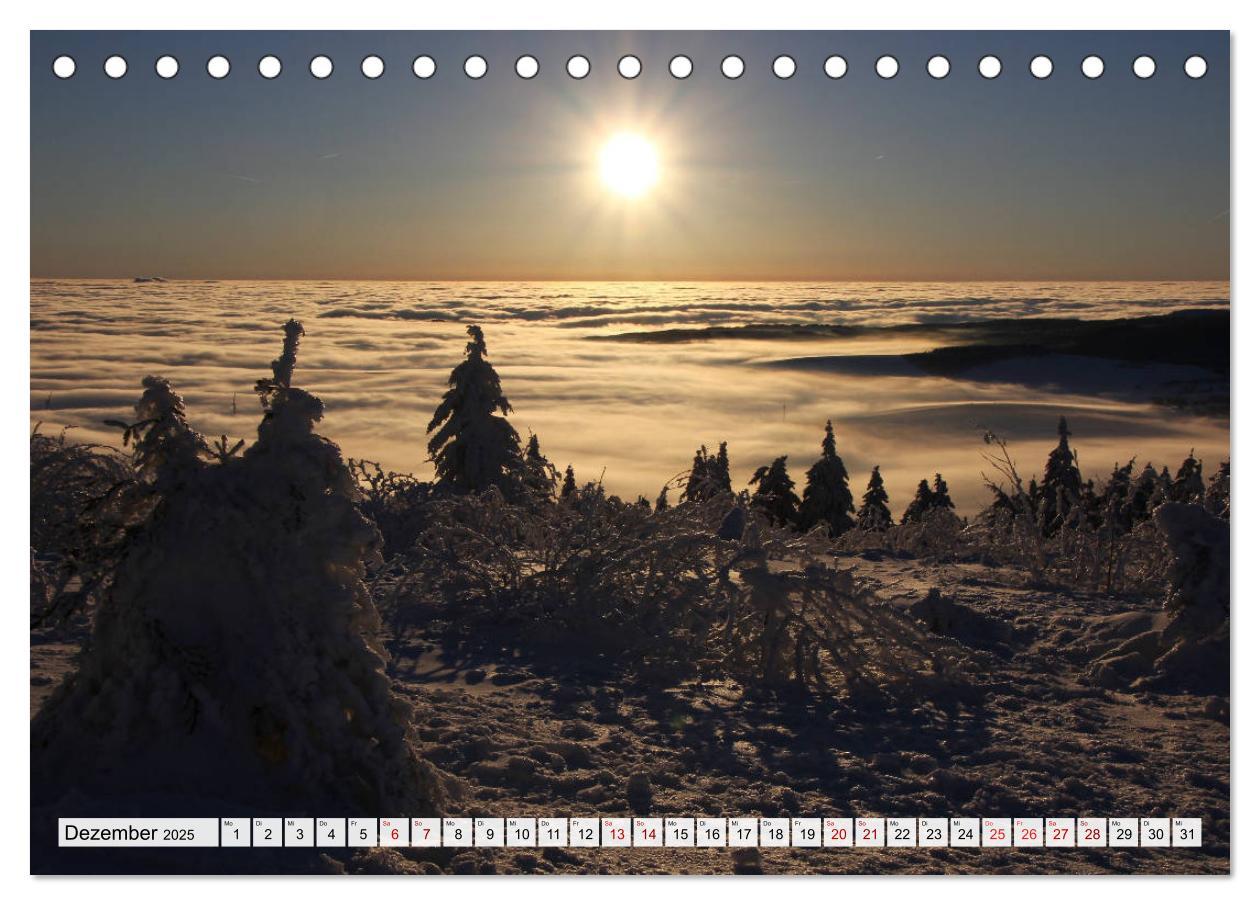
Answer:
[599,133,659,199]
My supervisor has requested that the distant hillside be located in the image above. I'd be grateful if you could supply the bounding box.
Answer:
[597,309,1229,374]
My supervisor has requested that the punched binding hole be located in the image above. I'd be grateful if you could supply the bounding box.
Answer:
[773,55,796,79]
[516,55,539,79]
[360,55,385,79]
[52,55,76,78]
[412,56,436,79]
[258,55,282,79]
[823,55,847,79]
[566,55,590,79]
[1184,55,1208,78]
[310,56,333,79]
[155,55,179,79]
[978,55,1002,79]
[875,55,898,79]
[721,55,745,79]
[926,55,950,79]
[1132,55,1156,79]
[207,55,231,79]
[104,55,127,79]
[669,55,693,79]
[618,55,642,79]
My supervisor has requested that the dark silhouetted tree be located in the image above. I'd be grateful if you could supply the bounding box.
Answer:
[713,442,732,495]
[426,325,523,495]
[748,456,799,527]
[1129,463,1160,523]
[797,421,855,536]
[902,478,935,524]
[932,473,955,511]
[654,486,670,512]
[560,464,577,498]
[523,431,557,496]
[857,465,893,531]
[1172,452,1205,503]
[682,447,709,503]
[682,442,732,503]
[1041,416,1083,533]
[1204,460,1229,517]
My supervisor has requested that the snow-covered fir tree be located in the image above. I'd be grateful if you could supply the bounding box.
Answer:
[523,431,557,497]
[682,443,732,503]
[33,321,446,826]
[902,478,935,524]
[1128,463,1161,522]
[748,455,800,527]
[856,465,894,531]
[1204,460,1229,517]
[1041,416,1083,532]
[713,442,732,495]
[426,325,523,496]
[1172,452,1205,502]
[682,447,707,502]
[796,420,855,536]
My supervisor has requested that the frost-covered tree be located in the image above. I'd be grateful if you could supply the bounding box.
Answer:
[796,421,855,536]
[902,478,935,524]
[682,442,732,503]
[1172,452,1205,503]
[522,431,557,497]
[1128,463,1161,523]
[713,442,732,495]
[426,325,523,496]
[857,465,893,531]
[32,321,446,838]
[1041,416,1083,533]
[748,456,800,527]
[1204,460,1229,518]
[105,375,210,487]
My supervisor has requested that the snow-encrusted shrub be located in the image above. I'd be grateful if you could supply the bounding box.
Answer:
[29,426,133,625]
[350,458,434,558]
[387,486,962,697]
[838,507,965,560]
[32,320,448,819]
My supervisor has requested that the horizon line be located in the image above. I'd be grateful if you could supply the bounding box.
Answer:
[29,275,1232,284]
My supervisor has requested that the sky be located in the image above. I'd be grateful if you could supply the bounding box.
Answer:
[30,31,1229,281]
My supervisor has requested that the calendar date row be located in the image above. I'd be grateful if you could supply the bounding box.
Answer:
[61,817,1202,849]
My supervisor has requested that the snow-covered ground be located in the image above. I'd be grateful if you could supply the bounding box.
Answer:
[30,554,1228,875]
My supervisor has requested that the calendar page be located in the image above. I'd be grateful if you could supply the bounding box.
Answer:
[28,28,1228,876]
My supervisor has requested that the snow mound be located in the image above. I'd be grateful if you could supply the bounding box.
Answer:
[1088,502,1228,694]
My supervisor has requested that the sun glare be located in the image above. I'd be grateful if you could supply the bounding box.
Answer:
[599,133,659,199]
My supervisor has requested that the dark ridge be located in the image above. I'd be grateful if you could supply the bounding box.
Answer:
[594,308,1229,374]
